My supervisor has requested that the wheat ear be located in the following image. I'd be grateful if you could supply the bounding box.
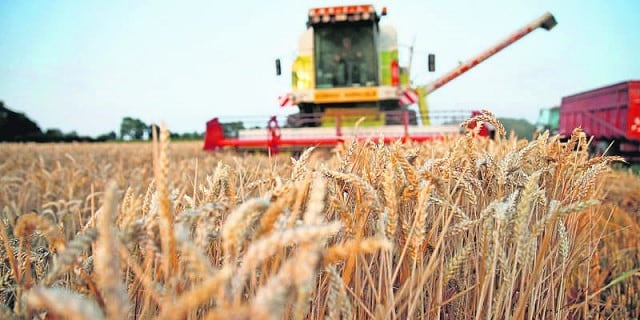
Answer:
[323,237,393,265]
[460,109,506,137]
[382,163,398,239]
[25,286,104,320]
[241,222,341,276]
[156,123,179,279]
[409,182,433,263]
[95,181,128,319]
[326,265,353,320]
[14,213,62,290]
[221,198,271,260]
[157,266,233,320]
[0,217,20,286]
[44,229,98,285]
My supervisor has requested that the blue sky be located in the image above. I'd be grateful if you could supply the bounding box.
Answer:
[1,1,639,136]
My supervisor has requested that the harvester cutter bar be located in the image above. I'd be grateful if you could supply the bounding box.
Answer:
[204,112,471,154]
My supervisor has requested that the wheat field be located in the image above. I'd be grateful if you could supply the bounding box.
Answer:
[1,115,639,319]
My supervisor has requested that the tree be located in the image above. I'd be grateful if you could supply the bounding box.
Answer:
[44,128,65,140]
[120,117,147,140]
[221,121,245,138]
[148,123,160,140]
[498,118,537,140]
[0,101,43,141]
[96,131,117,142]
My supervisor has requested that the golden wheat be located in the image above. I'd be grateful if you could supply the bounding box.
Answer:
[0,114,638,319]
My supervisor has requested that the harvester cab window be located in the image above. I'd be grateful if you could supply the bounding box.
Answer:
[314,25,377,88]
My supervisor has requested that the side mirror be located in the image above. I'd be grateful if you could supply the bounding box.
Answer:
[275,59,282,76]
[428,54,435,72]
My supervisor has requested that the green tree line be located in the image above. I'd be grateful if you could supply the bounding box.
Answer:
[1,100,539,143]
[0,101,208,142]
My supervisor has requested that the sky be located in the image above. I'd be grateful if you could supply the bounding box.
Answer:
[1,1,639,136]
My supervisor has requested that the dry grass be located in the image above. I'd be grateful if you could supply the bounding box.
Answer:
[1,116,639,319]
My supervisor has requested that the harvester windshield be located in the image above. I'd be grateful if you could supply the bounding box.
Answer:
[314,24,377,89]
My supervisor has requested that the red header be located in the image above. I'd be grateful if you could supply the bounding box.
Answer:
[309,5,374,17]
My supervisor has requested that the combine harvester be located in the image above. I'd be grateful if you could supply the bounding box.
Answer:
[204,5,557,153]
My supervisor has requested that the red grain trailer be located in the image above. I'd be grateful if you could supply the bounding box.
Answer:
[559,80,640,161]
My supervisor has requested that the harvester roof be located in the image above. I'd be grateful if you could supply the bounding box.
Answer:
[307,4,380,26]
